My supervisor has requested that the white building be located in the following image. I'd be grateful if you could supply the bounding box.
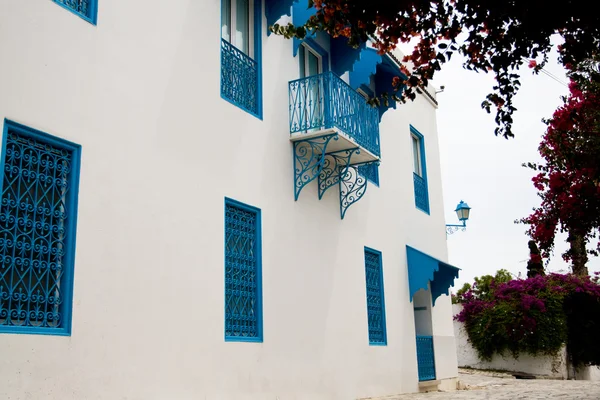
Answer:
[0,1,461,399]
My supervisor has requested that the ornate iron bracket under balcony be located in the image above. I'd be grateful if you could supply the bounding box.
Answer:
[318,149,379,219]
[289,72,381,219]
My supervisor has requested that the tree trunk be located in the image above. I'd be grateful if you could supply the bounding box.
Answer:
[526,240,545,278]
[568,233,589,276]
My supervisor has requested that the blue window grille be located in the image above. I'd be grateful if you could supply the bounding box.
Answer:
[413,173,429,212]
[221,40,259,116]
[364,247,387,345]
[289,72,381,157]
[416,335,436,381]
[220,0,263,119]
[0,120,81,336]
[53,0,98,24]
[411,126,429,214]
[358,163,379,186]
[224,198,262,342]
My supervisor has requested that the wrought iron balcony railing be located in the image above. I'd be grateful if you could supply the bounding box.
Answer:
[416,335,436,381]
[221,39,259,116]
[413,173,429,213]
[288,72,380,157]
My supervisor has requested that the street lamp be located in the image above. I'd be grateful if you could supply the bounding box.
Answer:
[446,200,471,235]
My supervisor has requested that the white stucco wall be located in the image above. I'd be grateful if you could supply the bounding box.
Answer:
[453,304,568,379]
[0,1,457,399]
[576,365,600,381]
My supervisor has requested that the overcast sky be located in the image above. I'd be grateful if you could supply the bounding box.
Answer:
[428,43,600,288]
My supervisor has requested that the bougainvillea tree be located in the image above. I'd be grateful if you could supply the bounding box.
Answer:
[455,272,600,367]
[519,61,600,276]
[271,0,600,138]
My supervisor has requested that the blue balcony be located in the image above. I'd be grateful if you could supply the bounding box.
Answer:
[416,335,436,381]
[289,72,380,162]
[220,39,259,117]
[414,173,430,213]
[288,72,381,219]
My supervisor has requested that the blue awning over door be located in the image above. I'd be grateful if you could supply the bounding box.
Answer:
[406,246,460,305]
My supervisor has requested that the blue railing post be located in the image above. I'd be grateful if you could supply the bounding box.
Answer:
[323,72,332,130]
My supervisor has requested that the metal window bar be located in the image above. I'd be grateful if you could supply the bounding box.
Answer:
[221,39,259,115]
[358,163,379,185]
[0,131,73,329]
[289,72,381,157]
[54,0,92,18]
[364,249,386,344]
[416,335,436,381]
[413,173,429,213]
[225,202,260,339]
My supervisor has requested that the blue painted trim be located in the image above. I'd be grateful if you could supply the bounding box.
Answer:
[406,245,460,305]
[265,0,294,34]
[300,38,330,73]
[348,49,409,119]
[364,246,387,346]
[406,245,437,303]
[382,54,408,81]
[374,56,406,120]
[254,0,263,120]
[0,120,81,336]
[431,262,460,306]
[292,1,317,56]
[223,197,263,343]
[410,125,430,214]
[52,0,98,25]
[349,48,382,90]
[330,37,366,76]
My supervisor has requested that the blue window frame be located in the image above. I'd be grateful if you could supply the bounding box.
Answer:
[364,247,387,345]
[358,163,379,186]
[0,120,81,336]
[52,0,98,25]
[298,38,330,77]
[411,126,430,214]
[224,198,263,342]
[220,0,263,119]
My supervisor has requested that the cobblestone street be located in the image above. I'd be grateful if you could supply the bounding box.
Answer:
[392,370,600,399]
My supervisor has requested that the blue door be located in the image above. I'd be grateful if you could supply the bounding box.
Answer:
[416,335,436,381]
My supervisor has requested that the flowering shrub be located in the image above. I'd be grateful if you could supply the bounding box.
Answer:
[519,63,600,276]
[455,273,600,366]
[452,269,512,304]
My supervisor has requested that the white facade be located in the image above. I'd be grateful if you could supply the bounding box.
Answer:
[0,1,458,399]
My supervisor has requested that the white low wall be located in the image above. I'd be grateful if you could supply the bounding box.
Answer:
[576,365,600,381]
[453,304,569,379]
